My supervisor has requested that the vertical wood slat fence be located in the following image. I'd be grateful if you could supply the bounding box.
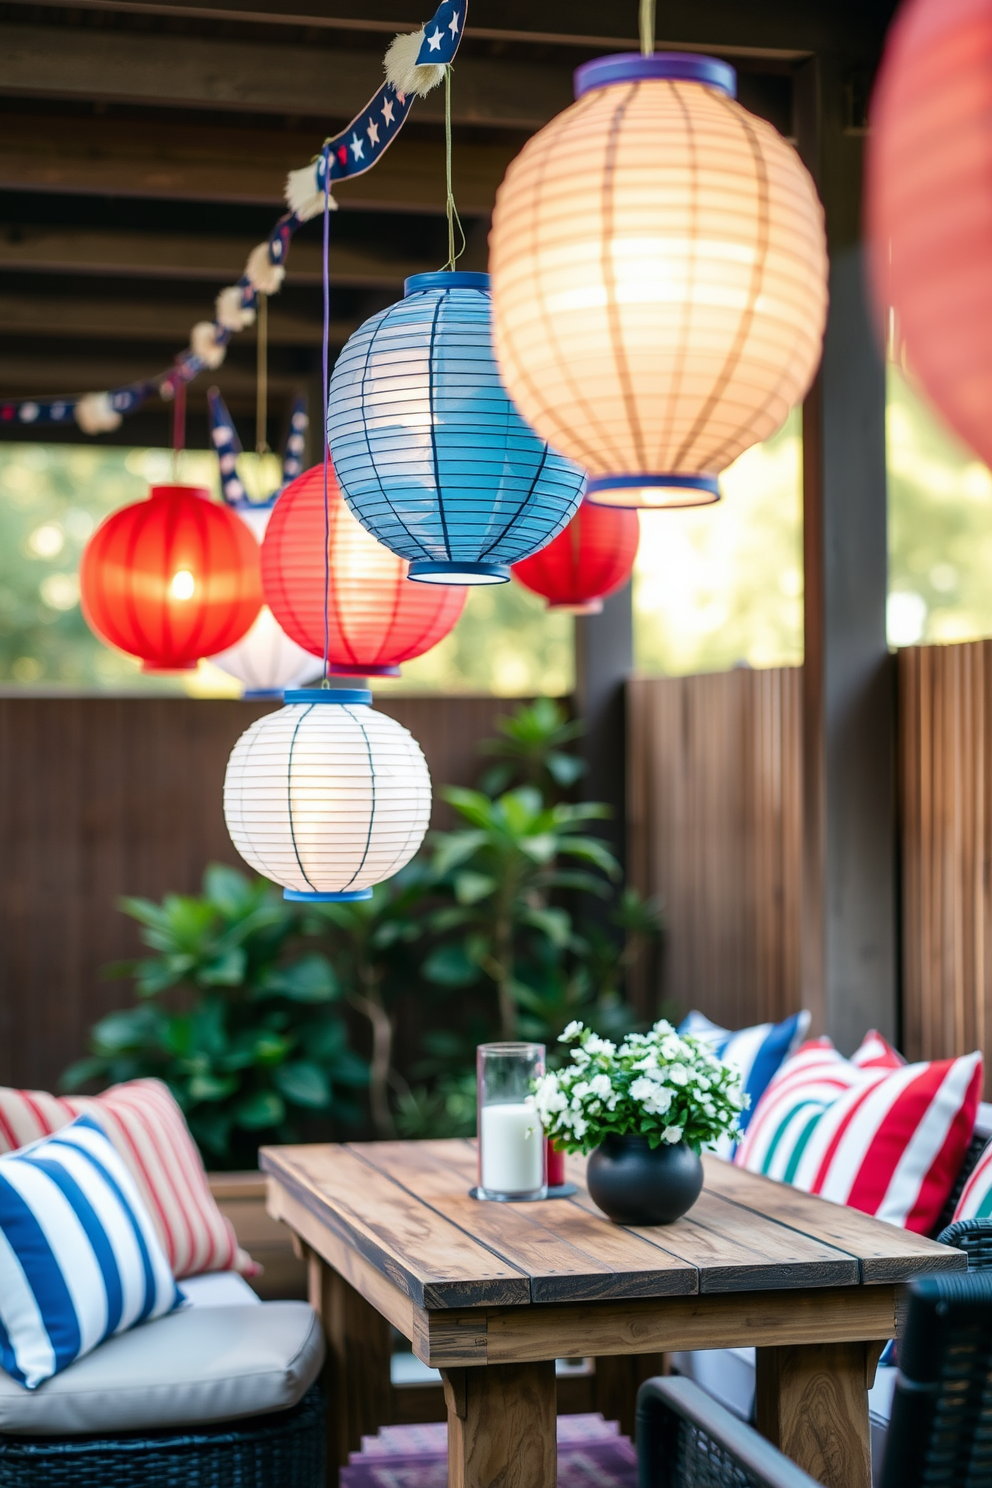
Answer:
[0,693,521,1093]
[627,669,804,1029]
[898,642,992,1071]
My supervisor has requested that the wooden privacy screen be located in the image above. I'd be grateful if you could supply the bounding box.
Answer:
[0,694,520,1092]
[899,642,992,1074]
[627,669,804,1028]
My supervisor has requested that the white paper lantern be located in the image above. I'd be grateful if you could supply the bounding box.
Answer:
[224,689,431,901]
[489,53,828,509]
[209,502,321,697]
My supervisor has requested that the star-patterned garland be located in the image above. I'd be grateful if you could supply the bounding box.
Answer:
[0,0,468,436]
[207,387,307,510]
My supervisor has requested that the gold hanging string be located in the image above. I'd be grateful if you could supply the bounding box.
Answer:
[444,66,466,271]
[639,0,655,56]
[255,290,269,455]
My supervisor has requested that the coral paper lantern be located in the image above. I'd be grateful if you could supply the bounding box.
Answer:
[489,53,828,509]
[512,499,639,614]
[261,462,466,676]
[326,271,586,584]
[80,484,262,672]
[224,689,431,902]
[867,0,992,469]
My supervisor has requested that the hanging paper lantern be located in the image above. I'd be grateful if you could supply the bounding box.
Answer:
[80,484,262,672]
[489,54,828,509]
[326,271,586,584]
[512,499,639,614]
[261,462,466,676]
[224,689,431,901]
[867,0,992,469]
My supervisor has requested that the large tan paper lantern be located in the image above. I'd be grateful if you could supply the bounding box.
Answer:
[489,53,828,509]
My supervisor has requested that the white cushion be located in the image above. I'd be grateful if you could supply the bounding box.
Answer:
[0,1302,324,1436]
[180,1270,261,1308]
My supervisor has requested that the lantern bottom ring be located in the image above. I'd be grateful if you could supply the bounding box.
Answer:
[326,663,401,678]
[586,473,720,510]
[243,689,282,699]
[283,888,374,902]
[408,559,510,586]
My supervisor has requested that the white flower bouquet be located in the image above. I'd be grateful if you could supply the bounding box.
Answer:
[533,1019,746,1155]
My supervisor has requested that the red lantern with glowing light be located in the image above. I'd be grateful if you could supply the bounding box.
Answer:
[80,484,263,671]
[261,464,466,676]
[511,499,639,614]
[868,0,992,467]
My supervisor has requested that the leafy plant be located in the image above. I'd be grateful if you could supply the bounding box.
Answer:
[477,697,586,799]
[62,865,367,1165]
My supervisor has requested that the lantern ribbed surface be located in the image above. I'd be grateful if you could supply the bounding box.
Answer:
[261,463,466,676]
[224,691,432,901]
[867,0,992,469]
[80,484,262,672]
[489,55,828,508]
[211,606,322,696]
[512,498,639,613]
[326,271,586,584]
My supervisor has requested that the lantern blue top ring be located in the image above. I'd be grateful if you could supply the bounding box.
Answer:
[405,271,490,296]
[282,689,371,705]
[575,53,737,99]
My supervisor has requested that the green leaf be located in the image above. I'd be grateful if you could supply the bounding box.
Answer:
[134,954,195,997]
[546,751,586,787]
[252,1033,294,1066]
[518,833,557,864]
[202,863,255,918]
[258,954,339,1003]
[521,905,572,946]
[453,871,496,906]
[559,836,622,877]
[235,1089,285,1129]
[198,948,247,986]
[274,1061,331,1109]
[59,1056,109,1092]
[441,787,499,830]
[423,943,482,988]
[187,1073,238,1103]
[90,1007,160,1054]
[432,830,488,877]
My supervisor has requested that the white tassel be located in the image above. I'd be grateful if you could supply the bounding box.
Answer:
[245,242,285,296]
[215,285,255,332]
[191,321,227,370]
[74,392,122,435]
[384,27,447,97]
[285,163,337,221]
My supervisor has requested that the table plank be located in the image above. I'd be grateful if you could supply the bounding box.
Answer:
[349,1140,698,1303]
[563,1154,861,1292]
[701,1156,967,1282]
[261,1145,530,1309]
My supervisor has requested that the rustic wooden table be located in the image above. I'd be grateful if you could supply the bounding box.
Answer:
[261,1138,964,1488]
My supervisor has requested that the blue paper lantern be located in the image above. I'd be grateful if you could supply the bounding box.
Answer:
[326,271,586,585]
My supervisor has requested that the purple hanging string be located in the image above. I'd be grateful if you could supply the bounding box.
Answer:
[321,144,332,687]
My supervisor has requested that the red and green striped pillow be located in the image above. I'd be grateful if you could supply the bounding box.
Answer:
[952,1137,992,1222]
[734,1033,982,1234]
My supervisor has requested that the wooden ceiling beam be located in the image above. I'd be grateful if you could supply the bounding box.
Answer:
[0,226,477,286]
[0,23,573,129]
[0,350,310,397]
[0,113,515,213]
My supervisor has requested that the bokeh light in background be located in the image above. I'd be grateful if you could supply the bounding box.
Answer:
[3,385,990,695]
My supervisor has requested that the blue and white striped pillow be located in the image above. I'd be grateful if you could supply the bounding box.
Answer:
[679,1010,811,1154]
[0,1112,182,1388]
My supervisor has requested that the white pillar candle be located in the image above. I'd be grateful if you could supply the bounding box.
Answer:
[480,1102,544,1195]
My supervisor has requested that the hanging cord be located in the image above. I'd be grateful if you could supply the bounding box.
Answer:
[443,66,466,271]
[255,291,269,456]
[172,376,186,483]
[321,144,332,687]
[639,0,655,55]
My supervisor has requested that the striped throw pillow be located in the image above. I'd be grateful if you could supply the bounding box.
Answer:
[0,1080,256,1279]
[679,1010,810,1153]
[735,1035,983,1233]
[951,1138,992,1223]
[0,1113,182,1388]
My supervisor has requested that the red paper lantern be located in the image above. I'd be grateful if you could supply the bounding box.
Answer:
[261,463,466,676]
[511,499,639,614]
[867,0,992,466]
[80,485,262,672]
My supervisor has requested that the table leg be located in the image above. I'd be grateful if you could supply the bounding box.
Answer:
[308,1251,393,1483]
[756,1340,876,1488]
[592,1354,668,1439]
[441,1362,556,1488]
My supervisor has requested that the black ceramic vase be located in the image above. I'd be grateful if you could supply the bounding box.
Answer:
[586,1134,703,1225]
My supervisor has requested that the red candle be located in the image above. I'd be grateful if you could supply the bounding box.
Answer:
[546,1138,566,1188]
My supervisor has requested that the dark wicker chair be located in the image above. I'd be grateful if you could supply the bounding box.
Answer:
[0,1382,324,1488]
[639,1273,992,1488]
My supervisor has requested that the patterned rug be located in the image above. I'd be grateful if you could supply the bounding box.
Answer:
[341,1414,637,1488]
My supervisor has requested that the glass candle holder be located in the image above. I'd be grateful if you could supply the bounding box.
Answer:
[476,1042,547,1201]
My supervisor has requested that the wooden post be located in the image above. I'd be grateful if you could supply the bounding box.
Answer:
[574,580,633,873]
[591,1353,667,1440]
[755,1340,877,1488]
[308,1251,393,1484]
[795,54,897,1050]
[441,1362,556,1488]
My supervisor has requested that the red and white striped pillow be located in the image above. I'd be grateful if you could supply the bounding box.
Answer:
[951,1139,992,1224]
[0,1079,257,1279]
[735,1034,982,1234]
